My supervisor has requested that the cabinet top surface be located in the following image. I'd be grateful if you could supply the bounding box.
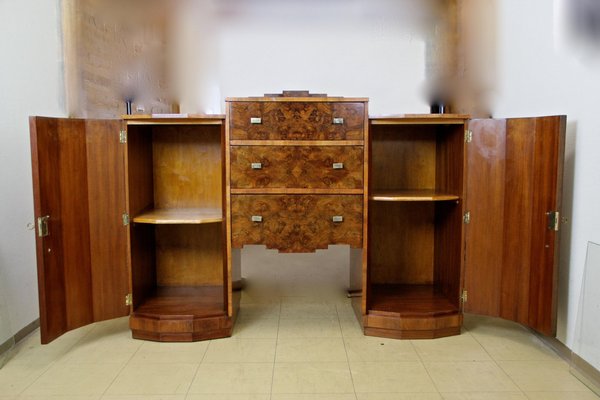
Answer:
[124,114,225,125]
[370,114,470,124]
[226,97,369,103]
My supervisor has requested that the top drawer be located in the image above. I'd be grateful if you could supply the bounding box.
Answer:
[229,102,365,140]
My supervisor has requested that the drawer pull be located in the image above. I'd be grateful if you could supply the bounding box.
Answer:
[251,215,263,222]
[332,162,344,170]
[250,117,262,124]
[251,162,262,170]
[332,215,344,223]
[332,117,344,125]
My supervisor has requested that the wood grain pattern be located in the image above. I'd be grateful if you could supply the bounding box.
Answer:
[230,102,365,140]
[231,195,363,252]
[230,146,363,189]
[85,119,130,322]
[464,119,506,317]
[368,284,459,317]
[155,224,224,286]
[133,208,222,224]
[152,125,222,209]
[370,125,437,191]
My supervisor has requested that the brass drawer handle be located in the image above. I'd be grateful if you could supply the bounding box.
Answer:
[251,215,263,222]
[251,162,262,170]
[332,216,344,223]
[332,117,344,125]
[250,117,262,124]
[332,162,344,170]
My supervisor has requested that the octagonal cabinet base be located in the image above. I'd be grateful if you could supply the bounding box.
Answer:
[130,313,233,342]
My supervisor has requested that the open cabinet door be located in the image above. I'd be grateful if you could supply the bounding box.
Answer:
[464,116,566,336]
[30,117,130,344]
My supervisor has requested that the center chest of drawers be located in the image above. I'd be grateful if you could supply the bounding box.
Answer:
[226,98,368,253]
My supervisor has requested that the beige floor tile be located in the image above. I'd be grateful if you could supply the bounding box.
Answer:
[498,360,591,392]
[22,363,121,396]
[203,338,276,363]
[237,304,281,319]
[128,341,208,364]
[425,361,519,393]
[473,333,559,361]
[188,363,273,394]
[336,303,359,319]
[356,394,443,400]
[102,396,185,400]
[464,315,530,339]
[350,361,437,393]
[57,337,140,365]
[19,396,101,400]
[276,338,348,362]
[0,363,51,395]
[232,317,280,339]
[280,301,339,319]
[186,395,270,400]
[412,334,491,362]
[271,395,357,400]
[441,393,528,399]
[340,318,364,338]
[524,391,600,399]
[7,329,82,365]
[278,318,342,339]
[272,362,354,394]
[106,362,197,395]
[345,337,419,362]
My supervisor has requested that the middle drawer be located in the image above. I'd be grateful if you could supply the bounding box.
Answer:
[230,145,364,189]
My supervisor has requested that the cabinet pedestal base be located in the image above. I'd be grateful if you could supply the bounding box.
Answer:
[130,314,233,342]
[362,313,463,340]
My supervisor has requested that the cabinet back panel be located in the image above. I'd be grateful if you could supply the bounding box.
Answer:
[436,125,465,195]
[369,201,434,284]
[434,202,463,309]
[155,224,224,286]
[152,126,222,209]
[371,126,436,191]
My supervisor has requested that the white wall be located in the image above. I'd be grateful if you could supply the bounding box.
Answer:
[493,0,600,346]
[0,0,65,342]
[174,0,430,115]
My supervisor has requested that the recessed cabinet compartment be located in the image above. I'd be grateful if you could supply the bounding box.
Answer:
[126,121,231,341]
[365,117,467,339]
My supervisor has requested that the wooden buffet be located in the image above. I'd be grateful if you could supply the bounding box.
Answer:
[30,92,565,343]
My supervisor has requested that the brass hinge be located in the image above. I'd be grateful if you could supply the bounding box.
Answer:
[465,129,473,143]
[119,130,127,144]
[463,211,471,224]
[460,290,468,303]
[125,293,132,306]
[546,211,560,231]
[37,215,50,237]
[122,213,130,226]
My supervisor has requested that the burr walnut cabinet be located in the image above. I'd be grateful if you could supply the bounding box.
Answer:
[30,93,565,344]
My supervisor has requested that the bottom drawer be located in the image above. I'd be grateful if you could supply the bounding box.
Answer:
[231,195,363,253]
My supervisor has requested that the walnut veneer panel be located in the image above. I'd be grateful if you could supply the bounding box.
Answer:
[230,146,363,189]
[230,102,365,140]
[231,195,363,252]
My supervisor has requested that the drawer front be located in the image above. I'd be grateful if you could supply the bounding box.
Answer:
[230,102,365,140]
[231,195,363,252]
[230,146,364,189]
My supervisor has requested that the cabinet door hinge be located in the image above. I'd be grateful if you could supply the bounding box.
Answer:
[125,293,132,306]
[460,290,468,303]
[465,129,473,143]
[122,213,130,226]
[546,211,560,231]
[37,215,50,237]
[463,211,471,224]
[119,130,127,144]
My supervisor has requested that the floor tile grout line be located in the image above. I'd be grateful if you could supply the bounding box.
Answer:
[98,331,142,398]
[269,297,282,400]
[466,327,529,396]
[336,299,359,399]
[184,335,211,398]
[410,338,443,396]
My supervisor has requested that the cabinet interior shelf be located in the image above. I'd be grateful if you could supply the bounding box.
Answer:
[369,190,460,202]
[133,286,226,318]
[133,208,223,224]
[369,284,458,317]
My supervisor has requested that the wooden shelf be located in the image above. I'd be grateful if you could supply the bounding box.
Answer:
[370,190,460,202]
[369,284,458,317]
[133,208,222,224]
[133,286,226,318]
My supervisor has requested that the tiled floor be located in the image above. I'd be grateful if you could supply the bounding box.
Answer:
[1,246,598,399]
